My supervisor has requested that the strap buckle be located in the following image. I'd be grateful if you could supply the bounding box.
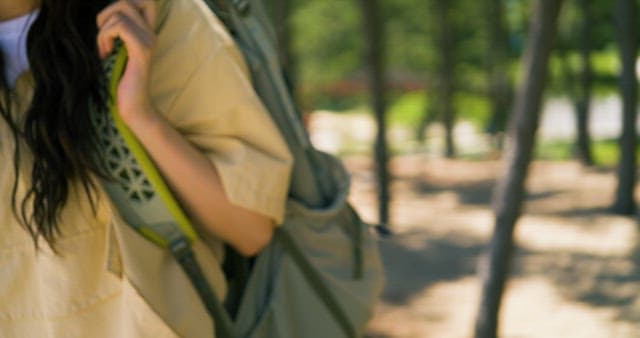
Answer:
[169,237,192,262]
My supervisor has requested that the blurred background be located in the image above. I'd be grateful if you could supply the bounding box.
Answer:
[267,0,640,337]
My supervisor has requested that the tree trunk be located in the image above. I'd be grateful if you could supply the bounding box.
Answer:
[359,0,390,226]
[486,0,513,150]
[434,0,456,158]
[612,0,638,215]
[474,1,563,337]
[575,0,594,166]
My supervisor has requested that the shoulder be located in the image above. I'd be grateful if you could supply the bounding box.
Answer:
[155,0,235,53]
[148,0,245,114]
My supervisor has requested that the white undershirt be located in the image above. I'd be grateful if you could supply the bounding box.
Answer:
[0,9,39,88]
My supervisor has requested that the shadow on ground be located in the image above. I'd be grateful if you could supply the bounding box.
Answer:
[374,226,640,336]
[410,177,565,207]
[512,240,640,324]
[349,158,640,336]
[379,231,484,305]
[555,206,616,218]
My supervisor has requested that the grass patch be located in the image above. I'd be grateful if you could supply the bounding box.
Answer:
[535,140,573,161]
[387,91,491,130]
[535,138,639,167]
[387,91,429,127]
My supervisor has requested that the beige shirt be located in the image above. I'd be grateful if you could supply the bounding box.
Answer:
[0,0,293,337]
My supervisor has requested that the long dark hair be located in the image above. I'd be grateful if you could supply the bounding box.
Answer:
[0,0,111,248]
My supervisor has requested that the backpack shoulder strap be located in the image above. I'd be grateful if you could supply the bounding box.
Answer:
[91,41,235,338]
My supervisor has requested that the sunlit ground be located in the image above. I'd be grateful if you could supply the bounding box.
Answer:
[308,110,640,338]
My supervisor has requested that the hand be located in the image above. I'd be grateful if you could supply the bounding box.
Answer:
[97,0,158,126]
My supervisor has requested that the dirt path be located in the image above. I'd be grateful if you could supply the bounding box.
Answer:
[344,155,640,338]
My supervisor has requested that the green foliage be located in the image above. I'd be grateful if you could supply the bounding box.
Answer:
[312,93,366,112]
[504,0,530,55]
[534,140,573,161]
[592,139,621,167]
[555,0,614,50]
[535,138,640,167]
[591,50,619,76]
[549,0,618,95]
[591,50,620,95]
[381,0,433,74]
[286,0,621,148]
[589,139,640,168]
[292,0,362,99]
[387,91,490,130]
[387,91,429,127]
[547,49,620,96]
[291,0,495,112]
[454,93,491,128]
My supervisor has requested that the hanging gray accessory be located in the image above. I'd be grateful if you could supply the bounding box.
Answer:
[91,0,385,337]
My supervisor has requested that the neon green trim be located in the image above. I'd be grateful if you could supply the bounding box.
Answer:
[139,227,170,246]
[108,46,199,246]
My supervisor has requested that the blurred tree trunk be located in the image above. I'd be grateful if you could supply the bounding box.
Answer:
[434,0,457,158]
[574,0,594,166]
[474,1,563,338]
[558,0,594,166]
[359,0,390,226]
[272,0,298,98]
[416,103,436,142]
[485,0,513,151]
[612,0,638,215]
[558,45,577,109]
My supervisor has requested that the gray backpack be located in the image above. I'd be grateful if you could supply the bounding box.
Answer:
[91,0,384,337]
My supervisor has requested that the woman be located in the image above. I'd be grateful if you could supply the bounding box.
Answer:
[0,0,292,336]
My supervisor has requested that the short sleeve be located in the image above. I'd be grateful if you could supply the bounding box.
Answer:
[149,0,293,224]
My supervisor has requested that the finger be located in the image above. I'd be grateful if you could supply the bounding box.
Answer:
[130,0,157,30]
[97,13,155,59]
[99,14,153,56]
[97,0,149,31]
[98,14,125,58]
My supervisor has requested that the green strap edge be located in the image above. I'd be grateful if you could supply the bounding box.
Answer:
[107,45,235,336]
[107,46,198,246]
